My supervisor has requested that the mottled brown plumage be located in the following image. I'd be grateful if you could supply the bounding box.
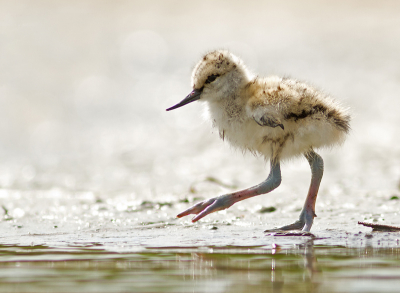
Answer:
[166,50,350,232]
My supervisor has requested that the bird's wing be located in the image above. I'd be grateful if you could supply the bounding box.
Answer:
[253,114,284,130]
[248,105,284,130]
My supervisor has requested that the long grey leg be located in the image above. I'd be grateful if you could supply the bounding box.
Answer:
[177,160,282,222]
[301,150,324,231]
[265,150,323,232]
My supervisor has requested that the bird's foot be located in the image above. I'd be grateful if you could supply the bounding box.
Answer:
[177,195,234,222]
[264,209,316,233]
[264,220,306,232]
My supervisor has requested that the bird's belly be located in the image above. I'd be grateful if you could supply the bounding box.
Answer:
[218,118,346,160]
[217,119,278,157]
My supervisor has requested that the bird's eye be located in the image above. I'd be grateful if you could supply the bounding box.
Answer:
[205,74,219,84]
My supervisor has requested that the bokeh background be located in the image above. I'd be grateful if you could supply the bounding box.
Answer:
[0,0,399,239]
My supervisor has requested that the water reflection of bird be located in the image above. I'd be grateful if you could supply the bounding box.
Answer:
[166,50,350,232]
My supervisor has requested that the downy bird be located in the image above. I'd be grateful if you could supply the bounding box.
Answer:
[166,50,350,232]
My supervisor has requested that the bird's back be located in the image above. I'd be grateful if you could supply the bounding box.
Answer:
[208,76,350,161]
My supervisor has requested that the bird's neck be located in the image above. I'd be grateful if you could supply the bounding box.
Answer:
[206,92,247,133]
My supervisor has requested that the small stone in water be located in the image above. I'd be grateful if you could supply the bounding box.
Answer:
[259,206,276,213]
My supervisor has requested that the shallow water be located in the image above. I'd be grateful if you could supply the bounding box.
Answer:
[1,244,400,293]
[1,0,400,292]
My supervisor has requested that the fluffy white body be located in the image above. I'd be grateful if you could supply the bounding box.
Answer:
[167,50,350,232]
[196,52,349,161]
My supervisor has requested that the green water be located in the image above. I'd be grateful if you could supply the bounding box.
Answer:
[1,244,400,293]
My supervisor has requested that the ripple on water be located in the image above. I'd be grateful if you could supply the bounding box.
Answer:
[0,244,400,293]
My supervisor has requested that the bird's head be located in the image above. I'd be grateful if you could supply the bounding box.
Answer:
[166,50,251,111]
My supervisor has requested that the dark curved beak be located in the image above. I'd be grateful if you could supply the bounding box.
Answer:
[166,88,202,111]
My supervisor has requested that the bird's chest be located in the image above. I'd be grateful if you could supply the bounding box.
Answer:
[207,99,287,157]
[207,101,259,149]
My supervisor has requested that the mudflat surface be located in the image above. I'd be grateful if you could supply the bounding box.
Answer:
[0,1,400,292]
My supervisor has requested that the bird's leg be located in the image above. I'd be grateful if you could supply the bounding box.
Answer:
[177,160,281,222]
[266,150,323,232]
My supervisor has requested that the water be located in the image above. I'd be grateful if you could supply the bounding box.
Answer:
[1,244,400,293]
[1,1,400,292]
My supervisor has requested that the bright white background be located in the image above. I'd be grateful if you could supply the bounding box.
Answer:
[0,1,399,244]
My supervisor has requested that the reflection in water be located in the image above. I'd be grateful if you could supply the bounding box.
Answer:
[268,237,320,293]
[300,238,320,293]
[1,243,400,293]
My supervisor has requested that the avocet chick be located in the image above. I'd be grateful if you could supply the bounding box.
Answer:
[166,50,350,232]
